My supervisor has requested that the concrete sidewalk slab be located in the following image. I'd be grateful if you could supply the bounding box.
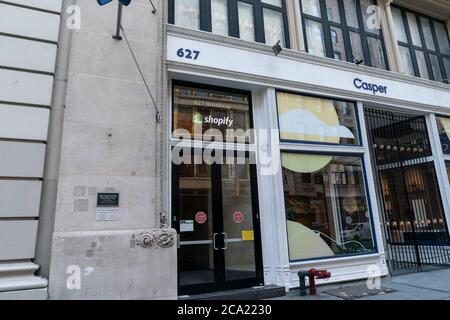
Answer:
[271,268,450,300]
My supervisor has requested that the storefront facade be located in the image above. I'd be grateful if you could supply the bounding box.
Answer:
[1,0,449,300]
[165,0,450,295]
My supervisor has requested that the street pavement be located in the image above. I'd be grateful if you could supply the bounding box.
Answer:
[271,268,450,300]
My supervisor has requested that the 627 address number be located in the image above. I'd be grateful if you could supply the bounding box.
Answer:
[177,48,200,60]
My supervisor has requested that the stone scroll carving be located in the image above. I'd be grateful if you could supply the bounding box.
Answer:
[136,229,176,249]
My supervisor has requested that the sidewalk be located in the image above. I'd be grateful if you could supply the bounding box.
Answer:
[272,268,450,300]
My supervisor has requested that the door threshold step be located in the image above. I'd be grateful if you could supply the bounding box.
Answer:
[178,286,286,300]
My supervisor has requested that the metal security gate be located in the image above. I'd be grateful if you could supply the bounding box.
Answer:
[364,108,450,274]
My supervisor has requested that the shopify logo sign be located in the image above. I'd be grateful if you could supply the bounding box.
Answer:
[193,112,203,124]
[192,112,234,127]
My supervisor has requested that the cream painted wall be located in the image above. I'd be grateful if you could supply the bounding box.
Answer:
[47,0,177,300]
[0,0,61,299]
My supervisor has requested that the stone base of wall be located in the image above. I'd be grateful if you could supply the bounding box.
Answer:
[0,288,47,300]
[48,228,177,300]
[0,261,48,300]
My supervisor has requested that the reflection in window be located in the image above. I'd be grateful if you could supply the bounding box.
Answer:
[173,85,252,142]
[406,13,421,47]
[343,0,358,28]
[392,6,450,83]
[436,116,450,155]
[305,19,326,57]
[262,0,282,6]
[282,153,375,261]
[238,2,255,42]
[430,54,443,82]
[399,45,415,76]
[302,0,322,17]
[434,22,450,55]
[277,92,359,145]
[445,59,450,81]
[170,0,289,47]
[368,37,386,70]
[392,7,407,43]
[212,0,229,36]
[359,0,379,35]
[446,162,450,185]
[416,50,430,79]
[174,0,200,30]
[326,0,341,23]
[420,17,436,50]
[349,31,364,62]
[331,26,346,61]
[263,8,285,47]
[300,0,388,69]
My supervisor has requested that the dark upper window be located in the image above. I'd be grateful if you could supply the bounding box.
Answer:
[168,0,291,48]
[392,5,450,84]
[300,0,389,70]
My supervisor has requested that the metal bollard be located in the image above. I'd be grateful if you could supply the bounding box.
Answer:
[297,270,309,296]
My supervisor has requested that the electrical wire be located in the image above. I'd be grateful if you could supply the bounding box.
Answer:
[119,24,160,116]
[148,0,157,14]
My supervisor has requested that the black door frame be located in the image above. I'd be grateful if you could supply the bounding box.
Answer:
[172,150,264,296]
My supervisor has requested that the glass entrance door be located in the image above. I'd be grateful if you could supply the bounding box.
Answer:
[173,153,263,295]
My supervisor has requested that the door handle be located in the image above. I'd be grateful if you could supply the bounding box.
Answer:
[222,232,228,250]
[213,233,219,250]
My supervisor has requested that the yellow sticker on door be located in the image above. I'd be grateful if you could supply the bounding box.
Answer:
[242,230,254,241]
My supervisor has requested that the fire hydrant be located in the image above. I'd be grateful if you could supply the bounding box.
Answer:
[298,268,331,296]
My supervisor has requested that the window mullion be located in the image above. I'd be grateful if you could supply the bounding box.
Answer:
[337,0,354,63]
[253,0,266,43]
[429,19,449,84]
[281,0,291,48]
[416,14,435,81]
[201,0,212,32]
[402,9,420,77]
[319,0,334,59]
[355,0,371,67]
[229,0,239,38]
[168,0,175,24]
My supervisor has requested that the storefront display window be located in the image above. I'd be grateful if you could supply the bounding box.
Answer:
[169,0,290,48]
[276,91,375,262]
[276,92,360,145]
[173,84,252,142]
[300,0,389,69]
[436,116,450,154]
[282,153,375,261]
[392,6,450,83]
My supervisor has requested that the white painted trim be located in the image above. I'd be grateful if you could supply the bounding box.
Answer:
[167,24,450,91]
[426,114,450,237]
[168,64,450,116]
[357,102,388,264]
[279,142,366,155]
[256,87,291,288]
[167,30,450,109]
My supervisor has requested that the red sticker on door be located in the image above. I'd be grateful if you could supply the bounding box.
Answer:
[233,211,244,224]
[195,211,207,224]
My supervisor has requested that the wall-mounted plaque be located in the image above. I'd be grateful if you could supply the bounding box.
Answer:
[97,193,119,207]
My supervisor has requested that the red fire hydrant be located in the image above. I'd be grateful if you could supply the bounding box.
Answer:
[307,268,331,295]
